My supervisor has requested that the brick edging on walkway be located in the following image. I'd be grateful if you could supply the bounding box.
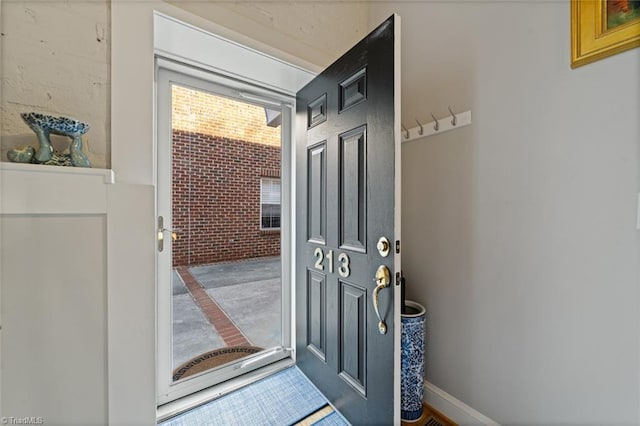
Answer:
[176,267,251,347]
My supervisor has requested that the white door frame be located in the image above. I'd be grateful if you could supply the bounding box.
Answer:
[153,12,315,409]
[156,63,293,404]
[153,12,315,97]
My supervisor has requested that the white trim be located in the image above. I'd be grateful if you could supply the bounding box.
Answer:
[154,12,314,97]
[156,57,295,108]
[0,162,114,184]
[155,66,294,405]
[281,103,295,362]
[0,0,3,412]
[424,381,499,426]
[0,163,114,215]
[110,3,317,422]
[152,13,316,410]
[393,13,403,426]
[635,192,640,230]
[152,8,316,412]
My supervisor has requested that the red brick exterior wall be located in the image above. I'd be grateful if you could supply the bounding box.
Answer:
[172,129,281,267]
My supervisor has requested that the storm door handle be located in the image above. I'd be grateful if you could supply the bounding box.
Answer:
[157,216,181,252]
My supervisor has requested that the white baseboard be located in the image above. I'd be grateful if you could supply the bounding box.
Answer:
[423,381,499,426]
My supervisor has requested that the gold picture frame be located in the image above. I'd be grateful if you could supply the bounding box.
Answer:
[571,0,640,68]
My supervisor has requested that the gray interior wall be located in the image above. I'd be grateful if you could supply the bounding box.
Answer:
[370,2,640,424]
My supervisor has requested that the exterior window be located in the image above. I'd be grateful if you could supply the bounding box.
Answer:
[261,178,281,230]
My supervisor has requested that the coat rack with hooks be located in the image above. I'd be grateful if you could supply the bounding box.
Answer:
[401,108,471,143]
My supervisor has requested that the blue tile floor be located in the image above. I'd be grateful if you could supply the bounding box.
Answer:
[160,367,349,426]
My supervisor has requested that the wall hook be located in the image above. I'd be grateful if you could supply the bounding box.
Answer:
[400,109,472,143]
[430,113,439,131]
[448,107,457,126]
[401,123,409,139]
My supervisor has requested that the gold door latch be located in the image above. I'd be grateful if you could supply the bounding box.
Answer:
[157,216,180,252]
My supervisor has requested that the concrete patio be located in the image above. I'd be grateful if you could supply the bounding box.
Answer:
[172,256,282,370]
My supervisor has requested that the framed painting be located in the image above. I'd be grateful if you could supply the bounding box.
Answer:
[571,0,640,68]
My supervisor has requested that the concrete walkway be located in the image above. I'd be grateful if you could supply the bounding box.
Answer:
[172,257,281,369]
[172,270,224,368]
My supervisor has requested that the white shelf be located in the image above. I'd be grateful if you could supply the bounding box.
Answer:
[0,162,115,215]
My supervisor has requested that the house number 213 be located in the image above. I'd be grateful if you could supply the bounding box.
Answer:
[314,247,350,278]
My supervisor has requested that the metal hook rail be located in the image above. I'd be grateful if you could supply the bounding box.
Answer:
[401,108,471,144]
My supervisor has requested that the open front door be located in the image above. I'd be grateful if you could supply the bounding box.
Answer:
[296,15,401,424]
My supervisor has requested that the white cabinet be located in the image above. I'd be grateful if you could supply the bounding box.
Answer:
[0,163,113,425]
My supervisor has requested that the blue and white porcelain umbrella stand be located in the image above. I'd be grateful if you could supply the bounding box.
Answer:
[401,300,426,422]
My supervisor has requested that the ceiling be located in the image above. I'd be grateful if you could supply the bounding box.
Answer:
[167,0,474,128]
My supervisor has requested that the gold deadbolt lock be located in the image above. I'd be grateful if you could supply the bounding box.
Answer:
[377,236,391,257]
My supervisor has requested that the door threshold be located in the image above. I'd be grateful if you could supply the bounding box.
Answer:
[157,358,294,422]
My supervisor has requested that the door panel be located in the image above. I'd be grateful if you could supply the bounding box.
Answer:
[339,280,367,394]
[296,15,400,424]
[307,142,327,244]
[339,125,367,252]
[307,270,327,361]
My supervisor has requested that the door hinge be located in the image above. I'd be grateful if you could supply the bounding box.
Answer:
[395,240,400,254]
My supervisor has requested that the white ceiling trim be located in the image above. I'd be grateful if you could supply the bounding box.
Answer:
[153,12,315,96]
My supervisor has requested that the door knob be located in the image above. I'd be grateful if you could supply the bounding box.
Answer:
[373,265,391,334]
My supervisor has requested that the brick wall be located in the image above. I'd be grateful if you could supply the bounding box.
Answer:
[172,86,281,267]
[172,86,281,147]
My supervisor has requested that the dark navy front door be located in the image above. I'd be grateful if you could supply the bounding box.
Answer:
[295,15,402,425]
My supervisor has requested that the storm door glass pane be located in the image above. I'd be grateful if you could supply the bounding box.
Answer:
[170,84,282,381]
